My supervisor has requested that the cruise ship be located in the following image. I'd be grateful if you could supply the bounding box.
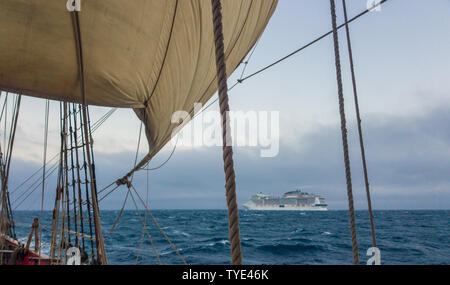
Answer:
[243,190,327,211]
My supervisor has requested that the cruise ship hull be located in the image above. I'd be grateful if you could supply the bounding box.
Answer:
[243,203,327,211]
[243,190,328,211]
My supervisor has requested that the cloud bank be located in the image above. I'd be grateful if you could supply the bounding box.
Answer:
[8,106,449,210]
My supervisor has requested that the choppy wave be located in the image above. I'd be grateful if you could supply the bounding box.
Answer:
[10,210,450,265]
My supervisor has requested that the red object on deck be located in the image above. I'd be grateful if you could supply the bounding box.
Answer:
[2,235,51,265]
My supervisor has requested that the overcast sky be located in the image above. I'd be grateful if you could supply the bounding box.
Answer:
[4,0,450,210]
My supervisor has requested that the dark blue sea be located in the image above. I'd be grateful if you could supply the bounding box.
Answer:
[10,210,450,265]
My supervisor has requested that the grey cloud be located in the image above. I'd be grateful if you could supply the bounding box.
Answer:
[7,106,450,210]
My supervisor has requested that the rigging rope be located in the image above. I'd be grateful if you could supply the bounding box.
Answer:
[103,116,186,264]
[11,161,58,203]
[0,93,7,124]
[191,38,260,122]
[211,0,242,265]
[130,184,187,265]
[102,121,148,263]
[10,107,116,197]
[140,134,179,171]
[128,190,162,265]
[77,104,96,256]
[72,103,88,249]
[3,95,7,157]
[2,94,21,238]
[38,99,50,264]
[12,162,59,209]
[90,108,117,134]
[62,103,72,246]
[134,122,147,264]
[341,0,377,249]
[104,188,130,242]
[67,103,79,247]
[237,0,388,85]
[49,102,65,261]
[329,0,359,265]
[4,95,20,187]
[126,119,145,263]
[9,158,57,195]
[135,167,150,264]
[238,38,260,84]
[97,184,120,203]
[98,134,178,204]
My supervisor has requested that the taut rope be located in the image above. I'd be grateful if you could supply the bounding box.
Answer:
[38,99,49,264]
[104,188,130,242]
[130,184,187,265]
[341,0,377,249]
[128,190,162,265]
[329,0,359,264]
[211,0,242,265]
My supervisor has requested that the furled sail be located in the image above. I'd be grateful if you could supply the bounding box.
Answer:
[0,0,277,164]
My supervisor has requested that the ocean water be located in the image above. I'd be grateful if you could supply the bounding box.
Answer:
[10,210,449,265]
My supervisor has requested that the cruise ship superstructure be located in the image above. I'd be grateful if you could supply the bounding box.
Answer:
[243,190,328,211]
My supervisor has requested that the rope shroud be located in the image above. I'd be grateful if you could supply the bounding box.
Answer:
[211,0,242,265]
[329,0,359,265]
